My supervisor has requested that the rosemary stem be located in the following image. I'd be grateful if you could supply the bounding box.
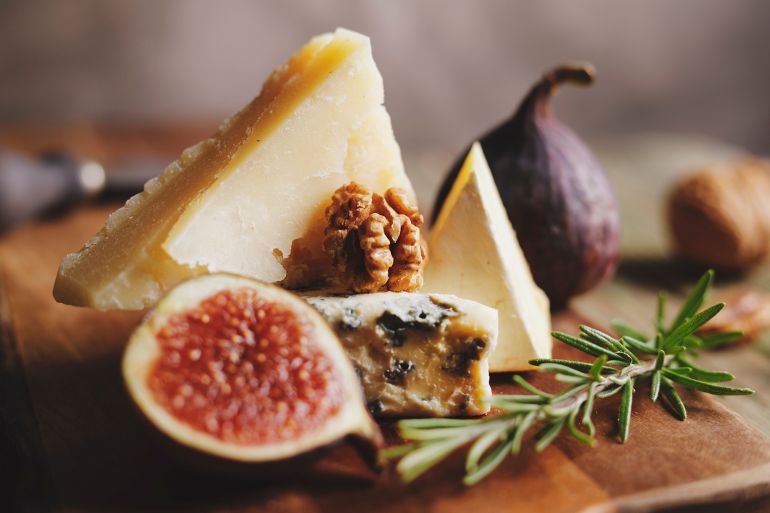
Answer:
[531,355,672,422]
[388,271,755,486]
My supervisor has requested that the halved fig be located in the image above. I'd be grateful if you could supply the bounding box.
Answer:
[122,273,381,471]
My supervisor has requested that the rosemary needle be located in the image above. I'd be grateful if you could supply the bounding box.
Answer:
[383,270,755,485]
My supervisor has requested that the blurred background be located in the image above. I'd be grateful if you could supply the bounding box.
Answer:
[1,0,769,234]
[2,0,769,154]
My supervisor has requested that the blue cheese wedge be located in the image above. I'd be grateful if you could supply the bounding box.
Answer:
[305,292,497,417]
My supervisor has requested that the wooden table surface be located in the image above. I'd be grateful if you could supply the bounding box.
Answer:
[2,125,770,513]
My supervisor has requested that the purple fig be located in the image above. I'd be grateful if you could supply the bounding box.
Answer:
[432,63,620,308]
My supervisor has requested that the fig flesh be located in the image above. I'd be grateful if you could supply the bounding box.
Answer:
[432,64,620,308]
[123,274,381,469]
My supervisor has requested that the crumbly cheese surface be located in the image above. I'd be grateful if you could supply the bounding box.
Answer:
[54,28,414,310]
[305,292,497,417]
[424,143,552,372]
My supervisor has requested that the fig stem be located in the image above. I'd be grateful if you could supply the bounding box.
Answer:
[521,63,596,118]
[543,63,595,90]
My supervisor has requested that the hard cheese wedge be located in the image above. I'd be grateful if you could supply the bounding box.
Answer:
[306,292,497,417]
[54,28,415,310]
[424,143,551,371]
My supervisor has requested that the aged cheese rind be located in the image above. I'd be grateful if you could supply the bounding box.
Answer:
[424,143,552,372]
[54,28,415,310]
[305,292,497,417]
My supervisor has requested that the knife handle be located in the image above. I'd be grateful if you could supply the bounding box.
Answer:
[0,149,106,232]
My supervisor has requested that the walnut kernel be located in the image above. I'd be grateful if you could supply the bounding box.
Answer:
[323,182,427,292]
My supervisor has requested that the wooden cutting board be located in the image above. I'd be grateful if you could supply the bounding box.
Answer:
[2,204,770,513]
[2,128,770,513]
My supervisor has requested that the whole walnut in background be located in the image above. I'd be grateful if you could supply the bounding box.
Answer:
[668,159,770,271]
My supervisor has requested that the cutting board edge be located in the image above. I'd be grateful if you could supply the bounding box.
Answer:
[579,461,770,513]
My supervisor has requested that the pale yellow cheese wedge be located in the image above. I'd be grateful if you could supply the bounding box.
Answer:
[423,143,552,371]
[54,28,415,310]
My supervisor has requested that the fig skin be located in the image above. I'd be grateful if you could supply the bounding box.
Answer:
[122,273,383,476]
[433,64,620,308]
[131,407,382,480]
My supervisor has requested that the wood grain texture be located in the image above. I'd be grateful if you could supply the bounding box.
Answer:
[0,258,56,511]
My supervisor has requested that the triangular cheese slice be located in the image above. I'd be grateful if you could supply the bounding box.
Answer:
[423,143,551,371]
[54,29,415,310]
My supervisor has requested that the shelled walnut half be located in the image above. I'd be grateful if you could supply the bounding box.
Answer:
[323,182,427,293]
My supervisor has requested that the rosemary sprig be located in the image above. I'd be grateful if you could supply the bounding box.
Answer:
[383,270,754,484]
